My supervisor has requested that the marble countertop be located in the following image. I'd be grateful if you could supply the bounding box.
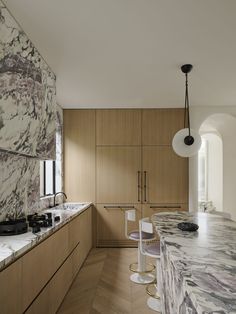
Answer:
[0,202,92,271]
[152,211,236,314]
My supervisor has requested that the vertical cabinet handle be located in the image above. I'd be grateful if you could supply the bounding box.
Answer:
[137,171,141,202]
[144,171,147,202]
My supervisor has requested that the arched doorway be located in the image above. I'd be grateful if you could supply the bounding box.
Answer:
[198,113,236,220]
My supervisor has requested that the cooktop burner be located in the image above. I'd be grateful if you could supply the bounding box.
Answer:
[0,218,28,236]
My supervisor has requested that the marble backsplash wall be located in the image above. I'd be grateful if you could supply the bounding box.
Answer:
[0,1,62,221]
[0,105,63,221]
[0,0,56,159]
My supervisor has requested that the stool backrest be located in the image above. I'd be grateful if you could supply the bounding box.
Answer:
[125,209,136,239]
[139,217,153,255]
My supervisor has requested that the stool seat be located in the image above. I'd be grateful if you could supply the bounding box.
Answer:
[146,243,161,257]
[128,230,155,241]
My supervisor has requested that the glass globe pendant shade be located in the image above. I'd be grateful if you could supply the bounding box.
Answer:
[172,128,202,157]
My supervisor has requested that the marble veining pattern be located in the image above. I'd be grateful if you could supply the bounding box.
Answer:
[0,203,92,271]
[0,0,56,158]
[0,104,63,221]
[152,212,236,314]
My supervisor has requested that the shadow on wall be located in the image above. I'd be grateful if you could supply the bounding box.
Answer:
[199,113,236,221]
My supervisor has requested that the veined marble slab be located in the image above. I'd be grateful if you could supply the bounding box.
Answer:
[0,0,56,158]
[0,202,92,271]
[152,212,236,314]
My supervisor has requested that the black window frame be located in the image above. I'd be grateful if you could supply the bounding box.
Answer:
[41,160,56,197]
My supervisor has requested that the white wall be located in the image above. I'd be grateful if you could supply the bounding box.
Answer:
[189,106,236,221]
[200,133,223,211]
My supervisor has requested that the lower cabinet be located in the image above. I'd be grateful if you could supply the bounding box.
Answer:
[0,258,22,314]
[96,204,141,247]
[0,206,92,314]
[25,245,76,314]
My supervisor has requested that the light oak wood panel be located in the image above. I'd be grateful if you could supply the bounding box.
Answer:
[143,203,188,219]
[0,259,22,314]
[68,207,93,276]
[142,109,184,145]
[25,208,92,314]
[96,109,141,146]
[22,225,69,311]
[142,146,188,204]
[78,206,92,263]
[26,248,74,314]
[68,214,81,252]
[96,204,141,247]
[96,146,141,203]
[64,109,95,202]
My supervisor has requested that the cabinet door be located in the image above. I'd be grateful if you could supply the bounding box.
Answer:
[0,259,23,314]
[78,207,92,265]
[142,146,188,204]
[96,204,141,247]
[96,109,141,145]
[25,249,73,314]
[142,109,184,145]
[96,147,141,203]
[143,203,188,219]
[64,110,96,202]
[22,225,69,311]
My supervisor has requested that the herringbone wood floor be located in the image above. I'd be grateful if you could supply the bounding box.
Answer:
[57,248,158,314]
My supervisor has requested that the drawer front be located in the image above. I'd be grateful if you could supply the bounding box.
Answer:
[0,259,22,314]
[22,225,69,310]
[96,204,141,247]
[25,248,74,314]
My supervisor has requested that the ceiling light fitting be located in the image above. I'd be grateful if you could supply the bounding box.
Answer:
[172,64,202,157]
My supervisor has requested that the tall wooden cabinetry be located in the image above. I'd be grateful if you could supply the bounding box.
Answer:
[64,109,188,248]
[96,109,188,246]
[141,109,188,218]
[96,109,142,246]
[64,110,96,203]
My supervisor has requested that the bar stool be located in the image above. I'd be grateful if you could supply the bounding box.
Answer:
[139,217,161,312]
[125,209,156,284]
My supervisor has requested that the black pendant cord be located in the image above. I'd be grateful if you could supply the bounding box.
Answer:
[185,73,191,136]
[181,63,194,146]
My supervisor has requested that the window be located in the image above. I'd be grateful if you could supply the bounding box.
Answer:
[198,138,208,202]
[40,160,56,197]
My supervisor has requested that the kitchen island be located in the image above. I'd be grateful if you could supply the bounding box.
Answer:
[152,212,236,314]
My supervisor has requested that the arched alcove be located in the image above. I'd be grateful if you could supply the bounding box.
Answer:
[198,113,236,220]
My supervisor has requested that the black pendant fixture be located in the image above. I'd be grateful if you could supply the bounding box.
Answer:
[172,64,202,157]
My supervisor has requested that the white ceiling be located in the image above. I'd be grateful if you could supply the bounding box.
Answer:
[3,0,236,108]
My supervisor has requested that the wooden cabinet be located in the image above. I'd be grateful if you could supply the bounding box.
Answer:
[64,110,96,202]
[96,109,141,146]
[142,109,184,145]
[96,146,141,203]
[22,224,69,311]
[25,248,74,314]
[0,259,23,314]
[96,204,141,247]
[77,207,92,267]
[0,206,93,314]
[63,109,188,247]
[142,146,188,204]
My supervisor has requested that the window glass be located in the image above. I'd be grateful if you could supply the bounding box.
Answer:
[40,160,55,197]
[198,138,208,201]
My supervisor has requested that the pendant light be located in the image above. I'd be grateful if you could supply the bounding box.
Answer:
[172,64,202,157]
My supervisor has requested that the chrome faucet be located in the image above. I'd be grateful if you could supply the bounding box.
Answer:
[53,192,67,207]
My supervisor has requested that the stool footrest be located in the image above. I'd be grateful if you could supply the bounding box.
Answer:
[129,262,155,273]
[146,283,160,299]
